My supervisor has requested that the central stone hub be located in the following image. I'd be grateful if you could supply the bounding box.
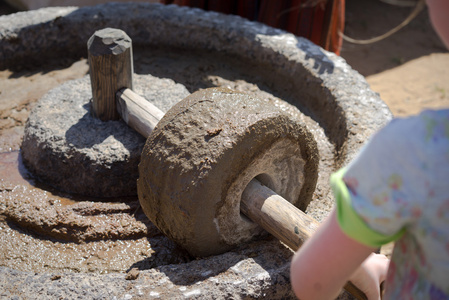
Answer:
[21,74,189,198]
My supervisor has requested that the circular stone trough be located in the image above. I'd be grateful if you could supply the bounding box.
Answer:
[0,3,392,299]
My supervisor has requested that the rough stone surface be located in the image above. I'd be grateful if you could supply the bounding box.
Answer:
[21,74,190,197]
[138,88,319,257]
[0,2,392,162]
[0,3,392,299]
[0,239,298,299]
[2,184,155,242]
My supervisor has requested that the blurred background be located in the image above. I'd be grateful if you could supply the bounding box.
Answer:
[1,0,448,116]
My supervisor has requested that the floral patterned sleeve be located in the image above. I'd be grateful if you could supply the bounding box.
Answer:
[330,109,449,298]
[331,167,406,247]
[331,109,449,248]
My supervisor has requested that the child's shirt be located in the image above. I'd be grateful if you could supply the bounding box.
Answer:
[331,109,449,299]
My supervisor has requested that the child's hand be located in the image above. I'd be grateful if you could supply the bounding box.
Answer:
[290,209,380,300]
[349,253,390,300]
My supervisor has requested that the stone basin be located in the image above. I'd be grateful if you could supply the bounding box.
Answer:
[0,3,392,299]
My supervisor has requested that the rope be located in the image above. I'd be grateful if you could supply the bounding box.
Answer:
[380,0,420,7]
[340,0,426,45]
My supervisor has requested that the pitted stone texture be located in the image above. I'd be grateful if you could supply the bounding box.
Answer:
[1,184,157,242]
[0,238,355,299]
[21,74,190,197]
[0,239,296,299]
[138,88,319,257]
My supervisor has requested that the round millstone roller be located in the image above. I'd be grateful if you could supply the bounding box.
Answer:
[137,87,319,257]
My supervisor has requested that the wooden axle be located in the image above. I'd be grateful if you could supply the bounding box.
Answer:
[242,179,367,300]
[116,88,163,138]
[87,28,367,300]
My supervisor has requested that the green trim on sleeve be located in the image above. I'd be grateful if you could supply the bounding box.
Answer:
[331,168,405,248]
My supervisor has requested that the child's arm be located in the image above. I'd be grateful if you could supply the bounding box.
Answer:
[290,209,389,300]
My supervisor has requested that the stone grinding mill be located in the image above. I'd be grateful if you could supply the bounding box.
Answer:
[41,27,364,298]
[1,3,393,299]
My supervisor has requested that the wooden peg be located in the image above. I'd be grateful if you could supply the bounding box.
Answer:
[87,28,133,121]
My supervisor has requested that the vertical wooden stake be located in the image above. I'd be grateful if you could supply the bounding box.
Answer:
[87,28,133,121]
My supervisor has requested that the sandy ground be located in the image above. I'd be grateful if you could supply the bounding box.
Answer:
[341,0,449,258]
[342,0,449,116]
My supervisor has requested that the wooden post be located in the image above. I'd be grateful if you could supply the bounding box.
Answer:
[87,28,133,121]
